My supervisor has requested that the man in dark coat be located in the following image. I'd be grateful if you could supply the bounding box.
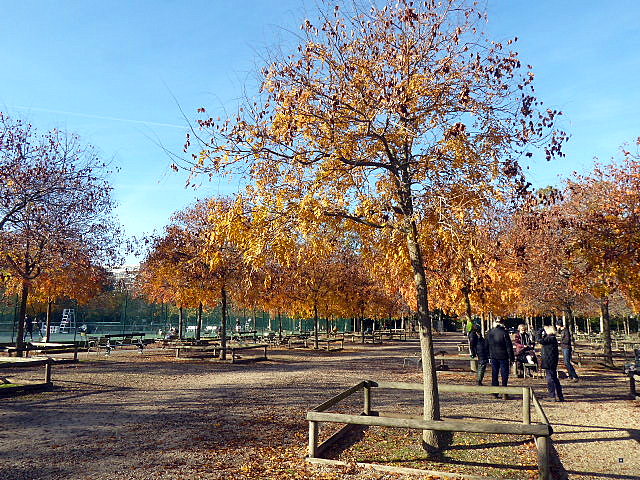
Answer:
[487,321,514,398]
[538,325,565,402]
[559,325,579,381]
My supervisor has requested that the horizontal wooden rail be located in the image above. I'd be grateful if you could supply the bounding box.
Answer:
[371,380,527,395]
[312,382,366,412]
[306,411,551,436]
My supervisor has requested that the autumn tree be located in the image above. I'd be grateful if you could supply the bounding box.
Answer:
[25,249,110,341]
[137,197,250,357]
[182,0,565,450]
[0,120,119,353]
[559,144,640,363]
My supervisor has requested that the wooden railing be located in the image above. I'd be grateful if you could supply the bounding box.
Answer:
[307,380,552,480]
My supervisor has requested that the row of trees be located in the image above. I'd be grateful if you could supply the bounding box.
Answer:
[171,0,567,451]
[150,0,635,452]
[0,113,119,352]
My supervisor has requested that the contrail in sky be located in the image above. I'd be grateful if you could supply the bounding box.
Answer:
[8,105,187,129]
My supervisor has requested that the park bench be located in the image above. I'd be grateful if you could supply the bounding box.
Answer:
[224,343,269,363]
[230,330,258,342]
[345,332,383,344]
[378,329,407,341]
[287,335,309,349]
[573,350,630,366]
[175,342,268,363]
[174,344,220,359]
[402,352,478,371]
[88,333,146,355]
[402,354,422,368]
[315,337,344,351]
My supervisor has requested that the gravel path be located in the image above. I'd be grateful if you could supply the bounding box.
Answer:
[0,334,638,480]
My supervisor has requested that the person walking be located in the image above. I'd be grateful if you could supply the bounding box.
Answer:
[537,325,565,402]
[560,324,579,382]
[487,320,514,399]
[24,315,34,341]
[468,324,489,385]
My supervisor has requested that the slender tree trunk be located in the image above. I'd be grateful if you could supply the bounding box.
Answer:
[599,313,604,334]
[196,302,203,340]
[16,282,29,356]
[178,306,184,339]
[600,298,613,367]
[564,306,575,337]
[325,317,330,335]
[45,298,53,343]
[624,316,630,336]
[405,217,443,452]
[462,285,473,326]
[221,285,228,360]
[278,311,282,339]
[313,302,319,349]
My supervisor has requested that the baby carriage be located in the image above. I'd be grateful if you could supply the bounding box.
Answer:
[515,344,538,378]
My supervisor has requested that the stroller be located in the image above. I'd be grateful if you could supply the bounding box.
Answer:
[515,344,538,378]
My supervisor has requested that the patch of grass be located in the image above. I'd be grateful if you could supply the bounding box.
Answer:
[0,383,19,388]
[329,426,539,480]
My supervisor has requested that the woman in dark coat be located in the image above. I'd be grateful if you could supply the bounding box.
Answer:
[537,325,564,402]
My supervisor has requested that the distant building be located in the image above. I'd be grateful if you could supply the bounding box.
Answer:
[109,265,139,290]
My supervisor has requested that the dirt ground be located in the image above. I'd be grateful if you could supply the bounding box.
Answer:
[0,333,638,480]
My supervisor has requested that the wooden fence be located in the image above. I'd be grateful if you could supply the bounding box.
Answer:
[307,380,553,480]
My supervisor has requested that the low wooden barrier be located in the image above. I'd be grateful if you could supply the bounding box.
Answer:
[306,380,552,480]
[5,342,79,360]
[0,357,55,395]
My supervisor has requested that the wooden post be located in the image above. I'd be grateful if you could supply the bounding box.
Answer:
[308,421,318,458]
[536,435,550,480]
[45,361,52,384]
[363,383,371,415]
[523,387,531,424]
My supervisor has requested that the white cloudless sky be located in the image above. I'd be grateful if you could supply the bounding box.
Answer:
[2,1,639,263]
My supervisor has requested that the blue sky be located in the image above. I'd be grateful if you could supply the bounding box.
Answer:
[2,1,639,263]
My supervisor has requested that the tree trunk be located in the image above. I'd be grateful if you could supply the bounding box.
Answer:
[16,282,29,356]
[564,306,575,336]
[221,285,228,360]
[600,298,613,367]
[624,316,630,336]
[45,298,53,342]
[178,306,184,339]
[278,311,282,339]
[599,313,604,334]
[405,217,444,452]
[196,302,203,340]
[462,285,473,326]
[313,302,319,349]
